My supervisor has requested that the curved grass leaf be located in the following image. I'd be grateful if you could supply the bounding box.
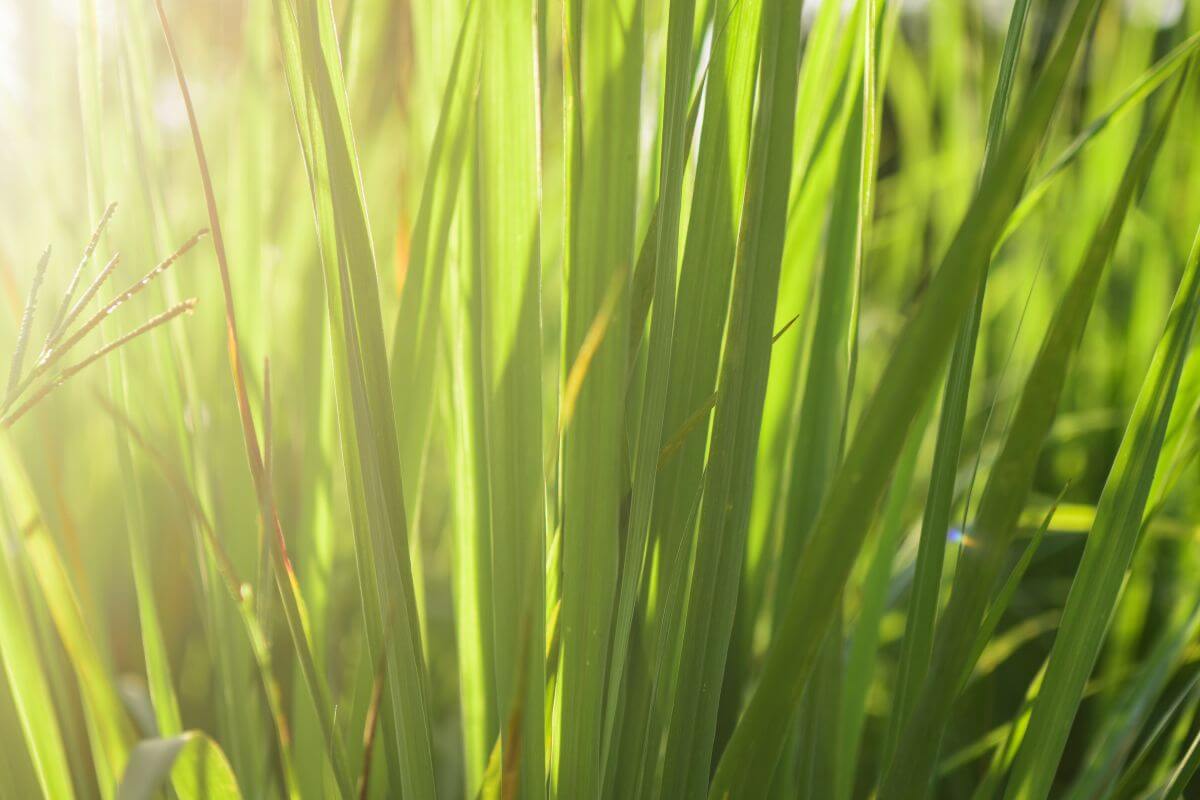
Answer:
[116,732,241,800]
[271,0,437,796]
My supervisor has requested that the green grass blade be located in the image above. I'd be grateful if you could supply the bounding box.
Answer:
[476,0,546,795]
[602,0,696,782]
[445,157,499,795]
[772,2,885,792]
[885,0,1034,763]
[837,395,933,800]
[24,524,133,797]
[1064,602,1200,800]
[657,0,805,793]
[633,0,762,784]
[1003,84,1200,800]
[713,1,1106,793]
[1001,30,1200,248]
[272,1,437,795]
[557,0,642,793]
[0,435,76,800]
[1153,721,1200,800]
[880,66,1186,800]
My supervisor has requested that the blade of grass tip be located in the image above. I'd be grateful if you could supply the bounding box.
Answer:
[885,0,1034,764]
[557,0,642,794]
[155,3,357,796]
[712,1,1107,793]
[657,392,718,469]
[602,0,695,781]
[389,0,476,470]
[4,246,51,405]
[657,0,805,794]
[476,1,546,796]
[1002,89,1200,800]
[878,66,1187,800]
[270,0,436,795]
[0,438,75,799]
[115,732,242,800]
[43,202,116,349]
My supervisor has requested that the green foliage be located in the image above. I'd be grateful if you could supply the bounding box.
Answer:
[2,1,1200,798]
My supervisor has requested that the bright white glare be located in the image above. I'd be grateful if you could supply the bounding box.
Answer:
[0,0,21,101]
[1124,0,1184,28]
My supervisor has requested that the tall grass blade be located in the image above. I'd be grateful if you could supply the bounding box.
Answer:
[602,0,696,785]
[0,436,76,800]
[156,1,360,794]
[558,0,642,793]
[272,0,437,794]
[24,523,134,797]
[879,64,1186,800]
[477,0,546,795]
[631,0,762,786]
[773,2,884,792]
[1003,81,1200,800]
[713,1,1107,793]
[885,0,1034,761]
[658,0,805,793]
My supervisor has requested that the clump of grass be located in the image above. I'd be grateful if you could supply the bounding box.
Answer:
[4,2,1200,799]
